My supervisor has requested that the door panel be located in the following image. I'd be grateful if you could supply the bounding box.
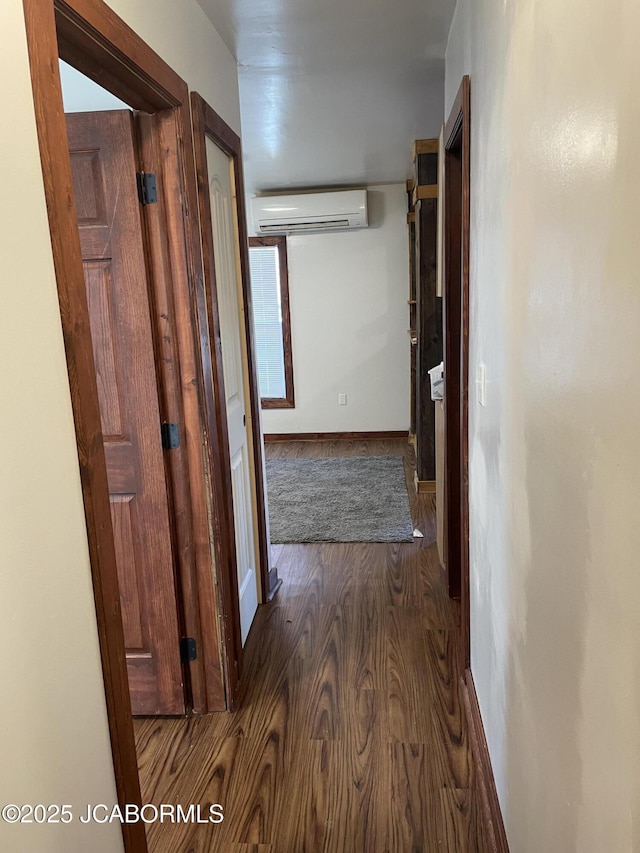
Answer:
[205,137,258,645]
[230,446,253,600]
[66,110,184,715]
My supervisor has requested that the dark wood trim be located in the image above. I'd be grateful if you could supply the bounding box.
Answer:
[443,124,462,600]
[135,111,212,715]
[249,235,295,410]
[443,75,471,669]
[190,93,245,705]
[461,670,510,853]
[444,77,467,147]
[264,430,409,443]
[407,181,417,440]
[22,1,242,850]
[191,92,278,661]
[171,103,236,713]
[135,111,198,708]
[54,0,184,111]
[55,0,226,719]
[22,1,160,850]
[199,97,275,606]
[146,83,241,714]
[58,0,228,720]
[261,398,296,409]
[149,105,230,714]
[206,96,275,606]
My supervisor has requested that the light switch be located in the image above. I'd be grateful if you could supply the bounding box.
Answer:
[338,393,347,406]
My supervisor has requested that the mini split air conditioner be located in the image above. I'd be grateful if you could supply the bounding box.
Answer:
[251,189,368,235]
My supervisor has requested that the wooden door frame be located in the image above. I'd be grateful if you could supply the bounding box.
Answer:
[22,1,237,850]
[443,75,471,668]
[191,93,279,621]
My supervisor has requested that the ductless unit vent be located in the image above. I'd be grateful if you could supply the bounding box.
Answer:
[251,189,368,235]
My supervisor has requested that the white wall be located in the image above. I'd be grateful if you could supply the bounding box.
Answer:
[60,60,129,111]
[257,184,410,434]
[0,1,240,850]
[446,1,640,851]
[108,0,241,134]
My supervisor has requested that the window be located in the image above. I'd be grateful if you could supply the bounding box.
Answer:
[248,236,295,408]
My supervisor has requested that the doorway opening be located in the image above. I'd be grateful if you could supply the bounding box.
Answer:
[24,2,271,851]
[190,93,279,628]
[62,63,188,717]
[443,75,471,669]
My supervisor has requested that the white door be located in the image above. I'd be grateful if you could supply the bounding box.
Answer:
[206,138,259,645]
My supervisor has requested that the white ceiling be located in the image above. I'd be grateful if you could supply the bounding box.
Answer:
[196,0,456,193]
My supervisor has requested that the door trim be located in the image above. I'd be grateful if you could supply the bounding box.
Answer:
[190,93,276,682]
[23,1,231,850]
[190,96,243,704]
[443,75,471,668]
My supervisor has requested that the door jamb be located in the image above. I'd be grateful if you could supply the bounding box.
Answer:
[443,75,471,668]
[190,93,279,679]
[22,1,232,849]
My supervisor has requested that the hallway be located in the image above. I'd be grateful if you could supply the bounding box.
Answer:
[134,439,489,852]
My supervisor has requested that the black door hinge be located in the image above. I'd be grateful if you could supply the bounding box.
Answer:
[137,171,158,205]
[161,422,180,450]
[180,637,197,662]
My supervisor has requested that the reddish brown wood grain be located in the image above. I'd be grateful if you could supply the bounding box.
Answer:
[54,0,185,111]
[264,430,409,442]
[23,3,247,852]
[23,1,148,849]
[135,439,491,853]
[190,93,245,706]
[462,670,510,853]
[67,109,184,715]
[151,102,233,713]
[135,110,221,713]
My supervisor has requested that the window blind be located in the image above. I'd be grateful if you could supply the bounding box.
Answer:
[249,245,287,399]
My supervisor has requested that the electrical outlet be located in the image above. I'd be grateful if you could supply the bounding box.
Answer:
[338,393,347,406]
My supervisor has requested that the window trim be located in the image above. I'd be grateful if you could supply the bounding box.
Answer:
[249,235,295,409]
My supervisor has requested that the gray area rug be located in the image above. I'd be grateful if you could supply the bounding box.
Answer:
[266,455,414,543]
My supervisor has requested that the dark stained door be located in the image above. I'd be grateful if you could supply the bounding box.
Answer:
[66,110,184,715]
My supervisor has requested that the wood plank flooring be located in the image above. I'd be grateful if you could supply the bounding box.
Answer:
[134,439,488,852]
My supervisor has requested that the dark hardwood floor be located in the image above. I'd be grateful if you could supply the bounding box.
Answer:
[134,439,489,852]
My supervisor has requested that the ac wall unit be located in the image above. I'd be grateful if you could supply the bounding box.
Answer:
[251,189,368,235]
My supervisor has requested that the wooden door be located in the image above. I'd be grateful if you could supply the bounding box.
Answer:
[66,110,184,715]
[205,137,259,645]
[443,76,471,669]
